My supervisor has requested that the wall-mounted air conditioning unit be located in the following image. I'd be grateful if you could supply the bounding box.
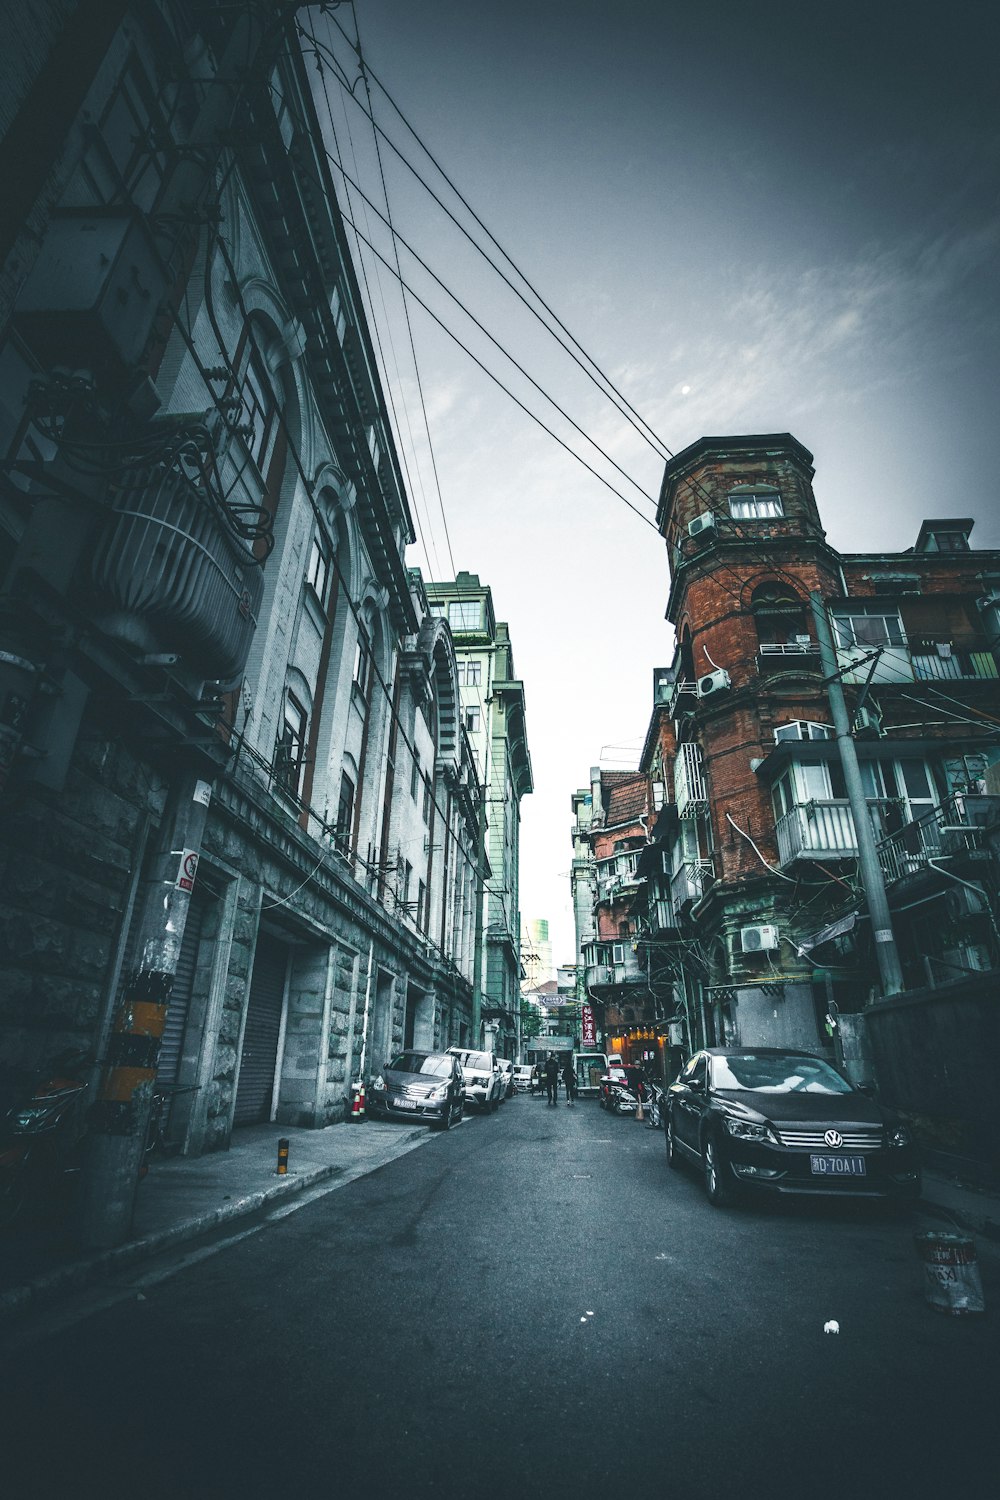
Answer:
[741,924,779,953]
[852,705,883,738]
[688,511,716,538]
[943,884,986,920]
[697,668,731,698]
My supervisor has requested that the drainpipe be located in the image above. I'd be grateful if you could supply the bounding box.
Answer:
[810,592,904,998]
[470,788,487,1047]
[78,772,213,1249]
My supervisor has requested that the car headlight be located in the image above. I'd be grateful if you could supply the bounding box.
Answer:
[723,1117,774,1143]
[372,1075,386,1092]
[428,1084,449,1101]
[886,1124,911,1148]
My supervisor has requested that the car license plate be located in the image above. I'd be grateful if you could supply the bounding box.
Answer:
[392,1097,417,1110]
[810,1154,866,1176]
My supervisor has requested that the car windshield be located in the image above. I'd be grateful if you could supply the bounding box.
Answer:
[711,1053,853,1095]
[388,1053,451,1077]
[461,1052,492,1070]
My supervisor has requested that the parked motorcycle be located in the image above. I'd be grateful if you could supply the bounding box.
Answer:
[0,1050,89,1229]
[607,1080,640,1116]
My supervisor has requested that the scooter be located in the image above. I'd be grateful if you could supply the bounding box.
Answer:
[608,1081,640,1116]
[0,1050,89,1229]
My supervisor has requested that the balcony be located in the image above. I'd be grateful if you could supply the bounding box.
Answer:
[90,425,269,684]
[757,641,821,674]
[876,794,999,885]
[674,741,707,818]
[775,799,858,865]
[910,643,997,683]
[670,857,713,910]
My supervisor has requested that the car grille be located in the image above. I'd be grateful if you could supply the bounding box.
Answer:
[773,1127,883,1151]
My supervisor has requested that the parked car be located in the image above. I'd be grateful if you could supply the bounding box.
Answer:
[497,1059,515,1100]
[512,1064,534,1093]
[368,1051,464,1130]
[447,1048,504,1112]
[665,1047,921,1206]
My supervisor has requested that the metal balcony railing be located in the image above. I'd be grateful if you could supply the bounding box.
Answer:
[90,423,270,683]
[775,799,858,865]
[910,645,998,682]
[674,741,707,817]
[876,793,1000,884]
[670,857,713,909]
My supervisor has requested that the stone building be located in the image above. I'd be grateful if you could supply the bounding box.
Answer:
[619,432,1000,1163]
[0,0,484,1245]
[424,573,533,1060]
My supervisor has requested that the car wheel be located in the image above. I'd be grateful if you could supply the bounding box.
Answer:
[665,1114,681,1170]
[433,1103,451,1132]
[702,1132,733,1206]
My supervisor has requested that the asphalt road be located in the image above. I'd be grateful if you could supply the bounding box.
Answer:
[3,1094,998,1500]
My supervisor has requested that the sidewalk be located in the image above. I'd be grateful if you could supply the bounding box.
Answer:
[1,1115,997,1328]
[0,1118,431,1326]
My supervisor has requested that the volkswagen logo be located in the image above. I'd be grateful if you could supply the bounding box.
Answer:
[824,1129,844,1149]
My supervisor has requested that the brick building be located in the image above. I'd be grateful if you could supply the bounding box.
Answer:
[586,433,1000,1160]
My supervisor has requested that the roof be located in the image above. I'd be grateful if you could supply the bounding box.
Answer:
[601,771,648,826]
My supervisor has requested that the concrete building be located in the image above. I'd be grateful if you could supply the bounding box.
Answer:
[520,917,553,992]
[425,572,533,1059]
[0,1,485,1245]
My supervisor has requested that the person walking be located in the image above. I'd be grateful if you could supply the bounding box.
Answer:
[543,1052,560,1106]
[562,1056,576,1106]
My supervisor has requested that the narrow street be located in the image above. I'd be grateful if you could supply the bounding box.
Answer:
[2,1095,997,1500]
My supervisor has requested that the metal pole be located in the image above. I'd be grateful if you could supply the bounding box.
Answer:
[810,592,904,997]
[470,792,487,1047]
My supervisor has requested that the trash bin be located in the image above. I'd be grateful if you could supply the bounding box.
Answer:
[913,1231,985,1316]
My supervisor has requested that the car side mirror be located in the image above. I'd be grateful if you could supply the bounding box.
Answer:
[857,1082,877,1098]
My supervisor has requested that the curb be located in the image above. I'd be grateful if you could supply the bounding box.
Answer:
[0,1126,426,1328]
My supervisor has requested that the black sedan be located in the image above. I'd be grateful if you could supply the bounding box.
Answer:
[665,1048,920,1206]
[368,1051,464,1130]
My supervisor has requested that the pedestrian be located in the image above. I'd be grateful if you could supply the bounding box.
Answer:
[543,1052,559,1106]
[562,1056,575,1106]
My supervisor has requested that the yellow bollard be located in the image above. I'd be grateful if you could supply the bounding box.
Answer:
[276,1138,289,1175]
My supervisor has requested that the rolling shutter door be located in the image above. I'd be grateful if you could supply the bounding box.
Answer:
[156,888,207,1089]
[233,934,287,1127]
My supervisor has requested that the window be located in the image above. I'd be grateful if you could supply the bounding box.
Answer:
[306,531,332,606]
[410,752,420,800]
[449,601,481,631]
[466,660,482,686]
[612,942,625,964]
[401,860,412,907]
[422,779,432,824]
[353,632,371,697]
[335,771,355,853]
[465,706,481,733]
[277,693,307,796]
[455,662,465,686]
[237,344,279,477]
[832,608,906,650]
[729,490,783,520]
[774,721,834,742]
[922,530,970,553]
[417,879,427,931]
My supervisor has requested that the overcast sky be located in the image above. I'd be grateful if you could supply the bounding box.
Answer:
[305,0,1000,971]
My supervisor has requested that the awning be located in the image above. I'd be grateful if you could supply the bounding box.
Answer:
[798,911,860,952]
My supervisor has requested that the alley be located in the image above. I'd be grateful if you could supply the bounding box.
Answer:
[2,1096,997,1500]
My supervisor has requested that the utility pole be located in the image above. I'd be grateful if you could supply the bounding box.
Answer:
[810,591,904,997]
[470,790,487,1047]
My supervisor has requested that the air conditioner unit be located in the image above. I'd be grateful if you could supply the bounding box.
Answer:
[852,706,883,738]
[697,668,731,698]
[943,884,986,920]
[741,924,779,953]
[688,511,716,538]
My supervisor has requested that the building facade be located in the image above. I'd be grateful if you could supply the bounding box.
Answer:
[0,1,485,1245]
[425,572,533,1059]
[638,433,1000,1161]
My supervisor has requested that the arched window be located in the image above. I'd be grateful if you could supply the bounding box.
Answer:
[751,581,810,651]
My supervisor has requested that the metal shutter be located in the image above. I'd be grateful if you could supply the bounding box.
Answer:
[233,934,287,1127]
